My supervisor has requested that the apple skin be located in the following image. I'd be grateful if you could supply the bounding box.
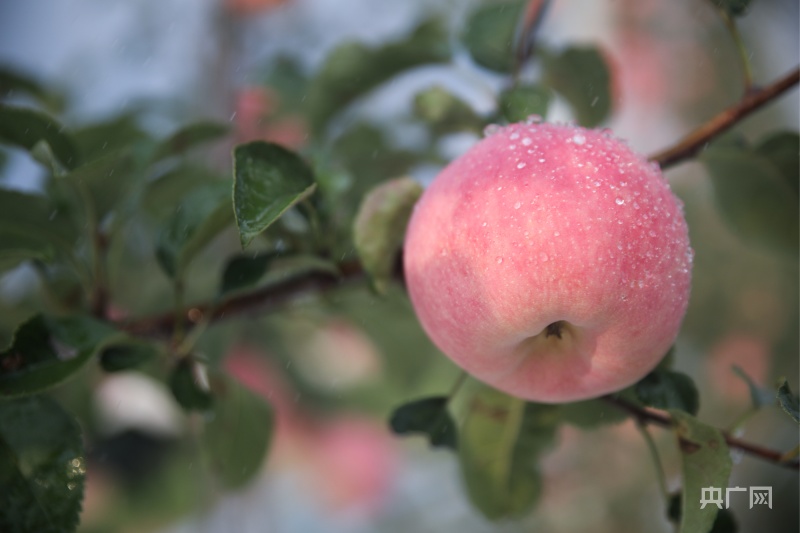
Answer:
[403,122,692,403]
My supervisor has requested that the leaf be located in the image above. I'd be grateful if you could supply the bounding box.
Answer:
[413,86,483,136]
[202,376,274,488]
[152,121,229,162]
[169,358,214,412]
[668,493,739,533]
[499,85,552,122]
[219,252,280,297]
[754,131,799,195]
[0,230,56,273]
[0,106,79,170]
[233,141,316,249]
[389,396,458,449]
[712,0,751,17]
[701,144,799,255]
[307,18,450,133]
[99,340,158,373]
[142,164,223,220]
[0,395,86,533]
[541,46,612,127]
[57,149,138,220]
[635,369,700,416]
[353,177,422,294]
[730,365,773,409]
[71,113,151,164]
[462,0,526,73]
[0,188,77,249]
[0,66,50,104]
[156,181,233,278]
[669,410,733,533]
[459,386,559,520]
[560,398,628,428]
[776,380,799,423]
[0,314,120,398]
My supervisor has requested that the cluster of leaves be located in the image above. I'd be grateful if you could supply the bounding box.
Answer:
[0,0,797,531]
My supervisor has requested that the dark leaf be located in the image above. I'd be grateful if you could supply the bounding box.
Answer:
[713,0,751,17]
[219,252,280,297]
[142,164,223,220]
[156,181,233,278]
[71,113,151,164]
[754,131,799,195]
[202,376,274,488]
[152,121,229,162]
[99,341,158,373]
[635,369,700,416]
[499,85,552,122]
[462,0,526,73]
[169,358,214,412]
[0,396,86,533]
[413,86,483,135]
[307,18,450,133]
[389,396,457,449]
[776,380,799,423]
[541,46,612,127]
[57,149,138,220]
[353,177,422,294]
[669,410,733,533]
[730,365,773,409]
[233,141,316,249]
[0,314,120,398]
[0,106,79,170]
[459,386,559,520]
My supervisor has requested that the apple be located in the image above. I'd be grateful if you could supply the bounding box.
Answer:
[403,121,692,402]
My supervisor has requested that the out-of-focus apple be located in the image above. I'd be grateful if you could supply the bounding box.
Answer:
[403,121,692,402]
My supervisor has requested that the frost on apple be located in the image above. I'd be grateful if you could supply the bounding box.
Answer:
[403,122,693,403]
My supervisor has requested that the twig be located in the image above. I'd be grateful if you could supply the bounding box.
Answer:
[602,395,799,471]
[649,66,800,169]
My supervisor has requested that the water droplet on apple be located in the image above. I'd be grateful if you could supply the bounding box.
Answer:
[526,114,543,124]
[483,124,501,136]
[538,158,546,163]
[496,257,503,264]
[572,133,586,145]
[539,253,549,262]
[521,137,532,146]
[517,162,526,169]
[510,132,520,140]
[514,201,522,209]
[615,197,624,205]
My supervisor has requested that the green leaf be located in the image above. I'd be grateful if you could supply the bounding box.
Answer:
[0,395,86,533]
[701,144,799,255]
[389,396,458,449]
[353,177,422,294]
[754,131,799,195]
[0,106,79,170]
[0,230,56,273]
[499,85,552,123]
[57,149,138,220]
[776,380,799,423]
[635,370,700,416]
[668,493,739,533]
[413,86,484,136]
[233,142,316,249]
[712,0,751,17]
[462,0,526,73]
[202,376,274,488]
[99,340,158,373]
[459,386,559,520]
[307,18,450,133]
[669,410,733,533]
[219,252,280,297]
[71,113,151,164]
[541,46,612,127]
[152,121,229,163]
[0,314,120,398]
[560,398,629,428]
[142,164,223,220]
[156,181,233,278]
[169,358,213,412]
[730,365,773,409]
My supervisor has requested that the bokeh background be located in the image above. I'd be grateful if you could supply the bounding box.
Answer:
[0,1,798,532]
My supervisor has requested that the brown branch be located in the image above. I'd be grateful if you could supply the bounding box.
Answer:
[649,66,800,169]
[602,395,799,471]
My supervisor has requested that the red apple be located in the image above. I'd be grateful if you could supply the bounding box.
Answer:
[403,122,692,402]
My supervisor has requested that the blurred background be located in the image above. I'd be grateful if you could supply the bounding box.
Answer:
[0,0,798,532]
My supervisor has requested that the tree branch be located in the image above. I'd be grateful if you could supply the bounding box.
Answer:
[602,395,799,471]
[649,66,800,169]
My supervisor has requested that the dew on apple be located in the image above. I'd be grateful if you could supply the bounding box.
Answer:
[525,114,543,124]
[510,132,520,140]
[615,197,625,205]
[572,133,586,145]
[483,124,501,136]
[514,201,522,209]
[522,137,532,146]
[517,162,526,169]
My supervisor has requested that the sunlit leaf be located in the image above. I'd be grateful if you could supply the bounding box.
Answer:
[389,396,457,449]
[156,181,233,278]
[307,18,450,133]
[353,177,422,294]
[776,380,799,423]
[635,369,700,416]
[0,396,86,533]
[462,0,526,73]
[202,376,274,488]
[0,106,79,170]
[0,314,121,398]
[459,386,559,520]
[669,410,733,533]
[233,141,316,249]
[541,46,612,127]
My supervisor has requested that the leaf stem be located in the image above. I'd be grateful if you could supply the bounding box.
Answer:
[446,371,469,406]
[717,7,754,94]
[636,421,670,501]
